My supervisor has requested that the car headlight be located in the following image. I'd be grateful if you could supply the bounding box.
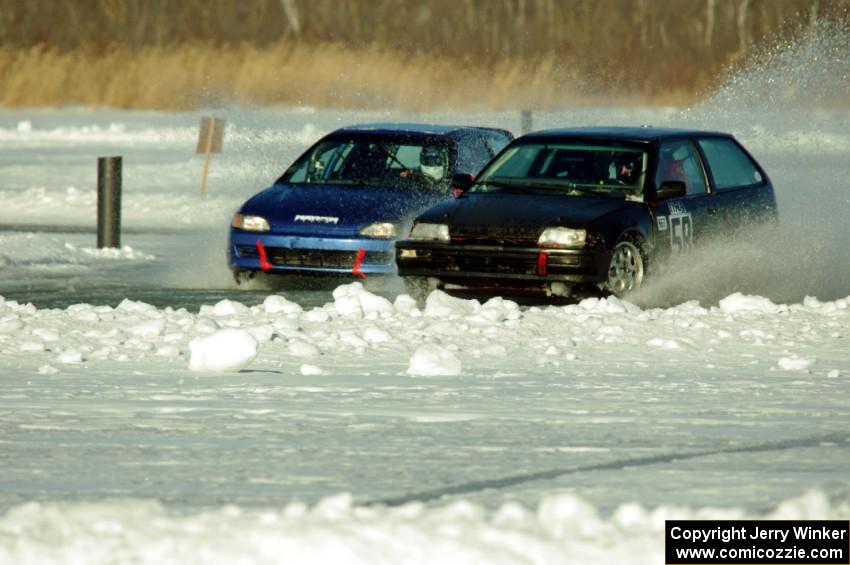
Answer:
[359,222,398,239]
[232,214,270,232]
[409,222,450,242]
[537,227,586,248]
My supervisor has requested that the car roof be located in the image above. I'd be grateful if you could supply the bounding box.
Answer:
[524,126,731,142]
[331,123,510,138]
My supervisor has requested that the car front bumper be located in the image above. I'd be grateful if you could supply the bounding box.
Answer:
[229,231,395,276]
[395,240,611,287]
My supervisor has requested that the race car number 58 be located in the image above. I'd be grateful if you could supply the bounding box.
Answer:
[669,212,693,253]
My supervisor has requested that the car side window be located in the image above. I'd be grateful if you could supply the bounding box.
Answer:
[286,142,345,182]
[656,140,708,196]
[697,137,764,191]
[457,134,496,174]
[484,132,511,156]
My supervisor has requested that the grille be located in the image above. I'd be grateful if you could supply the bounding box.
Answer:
[449,225,542,246]
[418,249,580,275]
[237,246,392,268]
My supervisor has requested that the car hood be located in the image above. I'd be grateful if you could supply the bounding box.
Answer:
[417,192,640,229]
[239,183,448,236]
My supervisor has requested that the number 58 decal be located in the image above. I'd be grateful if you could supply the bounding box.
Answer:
[669,212,693,253]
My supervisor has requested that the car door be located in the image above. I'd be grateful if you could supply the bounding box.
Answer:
[695,136,775,232]
[651,138,715,260]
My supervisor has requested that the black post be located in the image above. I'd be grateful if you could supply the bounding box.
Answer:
[97,156,122,249]
[520,109,533,135]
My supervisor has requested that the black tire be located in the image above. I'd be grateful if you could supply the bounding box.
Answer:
[603,236,647,297]
[232,269,256,286]
[403,276,437,307]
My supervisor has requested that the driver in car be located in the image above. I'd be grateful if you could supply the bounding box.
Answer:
[401,145,447,185]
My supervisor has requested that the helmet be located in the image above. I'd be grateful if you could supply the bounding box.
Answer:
[616,158,639,184]
[419,146,446,182]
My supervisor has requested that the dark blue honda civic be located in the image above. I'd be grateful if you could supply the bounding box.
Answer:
[228,123,512,283]
[396,127,779,300]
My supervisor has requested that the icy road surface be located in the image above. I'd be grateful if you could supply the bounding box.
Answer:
[0,285,849,564]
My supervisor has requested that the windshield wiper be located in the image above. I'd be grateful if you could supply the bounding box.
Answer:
[476,179,535,192]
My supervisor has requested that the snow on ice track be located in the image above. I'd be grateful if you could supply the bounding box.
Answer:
[1,285,849,495]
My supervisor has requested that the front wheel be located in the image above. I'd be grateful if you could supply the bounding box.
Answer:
[403,276,438,307]
[232,269,256,286]
[604,240,645,297]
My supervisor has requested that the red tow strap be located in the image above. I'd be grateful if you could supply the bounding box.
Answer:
[351,248,367,278]
[256,240,272,272]
[537,252,548,276]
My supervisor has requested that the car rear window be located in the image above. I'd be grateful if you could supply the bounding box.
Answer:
[697,137,764,191]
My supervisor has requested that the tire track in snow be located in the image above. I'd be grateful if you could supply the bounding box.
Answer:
[369,432,850,507]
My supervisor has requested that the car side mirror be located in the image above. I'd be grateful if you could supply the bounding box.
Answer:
[655,181,686,199]
[451,173,474,197]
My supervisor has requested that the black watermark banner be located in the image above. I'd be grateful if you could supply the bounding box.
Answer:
[666,520,849,564]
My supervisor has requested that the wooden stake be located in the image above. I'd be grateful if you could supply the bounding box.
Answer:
[198,120,215,198]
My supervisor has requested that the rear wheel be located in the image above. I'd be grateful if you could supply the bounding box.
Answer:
[604,239,646,297]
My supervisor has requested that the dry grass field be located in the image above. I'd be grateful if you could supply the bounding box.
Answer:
[0,0,846,110]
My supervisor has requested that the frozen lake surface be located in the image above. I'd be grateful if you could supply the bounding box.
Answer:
[0,97,848,563]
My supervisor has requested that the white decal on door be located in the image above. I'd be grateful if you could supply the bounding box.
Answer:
[669,212,693,253]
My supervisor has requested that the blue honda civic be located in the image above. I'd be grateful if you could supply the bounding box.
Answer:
[228,123,512,283]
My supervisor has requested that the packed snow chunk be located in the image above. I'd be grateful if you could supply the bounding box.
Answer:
[244,324,275,344]
[261,295,302,315]
[362,326,392,343]
[468,296,521,325]
[78,245,155,261]
[288,339,320,358]
[188,329,258,372]
[37,364,58,375]
[57,350,85,364]
[827,369,841,378]
[0,317,23,333]
[647,338,681,350]
[777,356,813,371]
[393,294,419,315]
[128,318,165,338]
[537,493,602,539]
[302,308,330,323]
[209,299,250,317]
[31,328,60,342]
[718,293,780,314]
[424,290,479,319]
[155,345,180,358]
[193,318,220,335]
[300,364,323,376]
[407,344,462,376]
[332,282,394,317]
[116,299,158,314]
[577,295,632,314]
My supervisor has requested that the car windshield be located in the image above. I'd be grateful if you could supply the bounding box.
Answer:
[278,137,451,191]
[472,141,649,197]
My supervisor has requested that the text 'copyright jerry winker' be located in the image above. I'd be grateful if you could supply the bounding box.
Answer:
[665,520,849,564]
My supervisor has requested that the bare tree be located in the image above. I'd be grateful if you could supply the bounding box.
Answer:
[280,0,300,36]
[705,0,716,47]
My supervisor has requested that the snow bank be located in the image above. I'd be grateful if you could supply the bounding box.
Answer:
[0,284,848,378]
[0,233,154,268]
[0,491,845,565]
